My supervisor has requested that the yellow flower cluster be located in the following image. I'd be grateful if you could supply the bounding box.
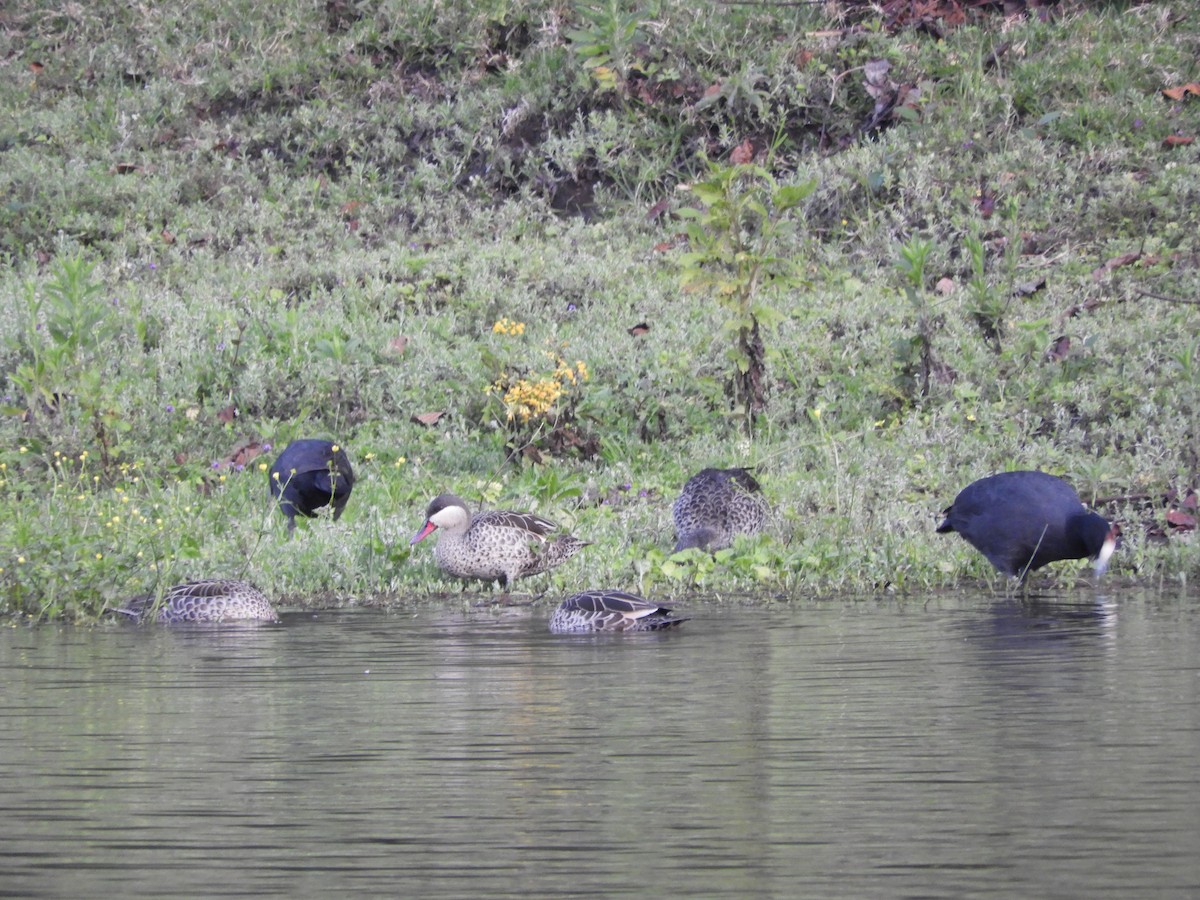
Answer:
[495,358,589,423]
[492,317,526,336]
[502,378,563,422]
[554,359,589,384]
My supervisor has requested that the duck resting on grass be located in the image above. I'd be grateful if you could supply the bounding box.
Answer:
[549,590,688,633]
[410,493,588,590]
[672,467,768,552]
[936,470,1118,580]
[111,579,280,624]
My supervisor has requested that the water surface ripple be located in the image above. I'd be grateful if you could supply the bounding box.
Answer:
[2,590,1197,898]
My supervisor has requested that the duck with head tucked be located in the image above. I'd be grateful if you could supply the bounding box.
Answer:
[549,590,687,633]
[672,467,768,552]
[410,493,588,589]
[112,579,280,624]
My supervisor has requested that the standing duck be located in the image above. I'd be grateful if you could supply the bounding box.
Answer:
[549,590,687,633]
[410,493,588,589]
[269,439,355,533]
[937,470,1118,579]
[112,580,280,624]
[672,467,768,552]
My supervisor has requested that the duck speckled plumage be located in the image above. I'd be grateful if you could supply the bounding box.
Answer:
[269,439,355,533]
[113,580,280,624]
[410,493,588,588]
[672,467,768,552]
[549,590,687,633]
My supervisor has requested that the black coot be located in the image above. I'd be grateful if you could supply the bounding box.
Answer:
[268,439,355,532]
[937,470,1117,579]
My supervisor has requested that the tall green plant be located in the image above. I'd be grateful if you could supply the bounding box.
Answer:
[6,256,132,476]
[677,161,815,433]
[893,236,938,403]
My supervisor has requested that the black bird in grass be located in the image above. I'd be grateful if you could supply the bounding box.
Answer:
[937,470,1118,580]
[268,439,355,533]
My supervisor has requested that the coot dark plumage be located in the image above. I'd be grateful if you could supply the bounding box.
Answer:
[268,439,355,532]
[937,470,1117,579]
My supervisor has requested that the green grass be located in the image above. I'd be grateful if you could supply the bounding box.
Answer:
[1,0,1198,619]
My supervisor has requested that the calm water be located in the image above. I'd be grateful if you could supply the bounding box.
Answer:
[2,589,1198,898]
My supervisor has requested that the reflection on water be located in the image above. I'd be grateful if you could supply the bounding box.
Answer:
[1,590,1198,898]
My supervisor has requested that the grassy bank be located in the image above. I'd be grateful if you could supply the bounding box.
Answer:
[1,1,1197,620]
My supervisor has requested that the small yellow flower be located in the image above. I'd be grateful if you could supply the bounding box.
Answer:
[17,556,25,564]
[272,472,280,480]
[331,444,340,453]
[258,463,268,472]
[19,446,27,453]
[95,553,102,560]
[364,452,376,461]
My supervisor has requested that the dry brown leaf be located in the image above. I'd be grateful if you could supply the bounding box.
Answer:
[1045,335,1071,362]
[216,404,238,424]
[1163,134,1195,147]
[628,322,650,337]
[1161,83,1200,101]
[1091,251,1141,280]
[386,335,409,355]
[226,440,265,469]
[935,277,956,295]
[1166,509,1196,530]
[411,411,445,426]
[730,139,755,165]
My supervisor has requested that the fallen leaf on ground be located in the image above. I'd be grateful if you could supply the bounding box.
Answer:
[628,322,650,336]
[1045,335,1071,362]
[1166,509,1196,530]
[1091,251,1141,279]
[1161,83,1200,101]
[411,411,444,426]
[730,139,755,164]
[225,440,265,469]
